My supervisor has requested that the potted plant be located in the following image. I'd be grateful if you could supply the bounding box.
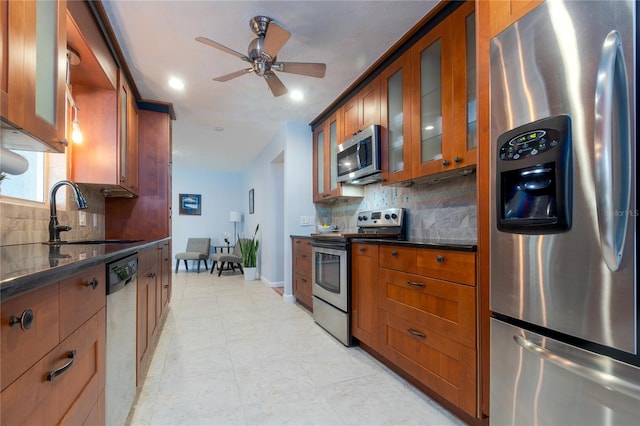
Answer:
[239,224,259,280]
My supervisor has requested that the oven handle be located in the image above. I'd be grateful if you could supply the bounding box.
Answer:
[311,240,349,251]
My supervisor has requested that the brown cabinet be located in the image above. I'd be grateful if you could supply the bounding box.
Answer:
[3,0,67,151]
[1,267,106,425]
[159,240,172,316]
[106,108,173,240]
[349,242,478,417]
[377,243,478,417]
[1,0,8,114]
[292,237,313,311]
[117,73,139,195]
[67,5,138,197]
[379,1,476,185]
[410,1,476,179]
[483,0,542,38]
[341,76,380,140]
[351,243,379,349]
[136,245,159,384]
[313,111,363,202]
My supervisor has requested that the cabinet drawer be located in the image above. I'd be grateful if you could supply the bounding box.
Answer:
[1,309,105,425]
[59,264,106,339]
[1,284,60,391]
[379,310,477,417]
[379,245,416,273]
[293,273,313,311]
[416,249,476,285]
[379,268,476,348]
[292,238,312,254]
[293,254,312,277]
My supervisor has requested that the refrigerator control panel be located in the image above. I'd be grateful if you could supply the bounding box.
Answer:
[499,129,563,160]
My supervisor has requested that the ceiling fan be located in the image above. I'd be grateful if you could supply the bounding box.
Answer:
[196,16,326,97]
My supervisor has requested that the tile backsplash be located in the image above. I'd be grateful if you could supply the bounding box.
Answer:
[0,185,105,245]
[316,174,477,242]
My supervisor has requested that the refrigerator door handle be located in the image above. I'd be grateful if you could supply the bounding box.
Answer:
[514,334,640,401]
[593,30,632,272]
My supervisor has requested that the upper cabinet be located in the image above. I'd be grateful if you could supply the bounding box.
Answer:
[410,1,476,180]
[118,75,139,194]
[341,77,380,141]
[2,0,67,152]
[484,0,542,38]
[313,110,363,202]
[380,51,413,184]
[67,2,137,197]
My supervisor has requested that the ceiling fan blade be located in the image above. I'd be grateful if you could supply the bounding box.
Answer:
[195,36,251,62]
[262,22,291,59]
[274,62,326,78]
[264,72,288,97]
[212,68,253,82]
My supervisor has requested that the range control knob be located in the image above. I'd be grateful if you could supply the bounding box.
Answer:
[384,214,390,219]
[361,215,368,221]
[391,213,398,219]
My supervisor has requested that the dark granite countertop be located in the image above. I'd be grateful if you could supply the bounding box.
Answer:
[350,238,477,252]
[290,235,313,239]
[0,238,169,300]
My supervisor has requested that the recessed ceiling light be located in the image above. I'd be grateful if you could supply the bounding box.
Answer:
[290,90,304,101]
[168,77,184,90]
[214,126,224,132]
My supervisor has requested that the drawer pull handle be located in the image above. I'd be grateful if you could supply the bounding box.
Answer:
[407,281,425,288]
[391,250,398,256]
[359,247,366,253]
[301,278,308,283]
[47,350,76,381]
[84,278,99,289]
[301,254,307,258]
[147,272,156,278]
[407,328,426,339]
[436,255,444,263]
[164,284,169,289]
[454,156,462,163]
[9,309,34,330]
[442,159,450,166]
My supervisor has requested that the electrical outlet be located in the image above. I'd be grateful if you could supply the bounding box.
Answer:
[79,211,86,227]
[300,215,309,225]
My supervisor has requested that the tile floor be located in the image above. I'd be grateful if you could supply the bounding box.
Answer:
[128,271,465,426]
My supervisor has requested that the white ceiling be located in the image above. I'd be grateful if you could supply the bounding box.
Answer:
[101,0,438,173]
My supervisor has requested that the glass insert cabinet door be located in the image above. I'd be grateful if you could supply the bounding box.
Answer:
[411,17,452,177]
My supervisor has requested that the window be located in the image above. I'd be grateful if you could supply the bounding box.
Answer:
[1,149,66,204]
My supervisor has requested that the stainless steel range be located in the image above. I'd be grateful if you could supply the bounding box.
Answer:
[311,208,406,346]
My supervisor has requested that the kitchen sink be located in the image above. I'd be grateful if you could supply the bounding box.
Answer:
[44,239,144,245]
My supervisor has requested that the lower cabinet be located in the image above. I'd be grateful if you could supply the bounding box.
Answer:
[351,243,379,349]
[351,242,479,419]
[292,237,313,311]
[136,242,170,385]
[1,265,106,425]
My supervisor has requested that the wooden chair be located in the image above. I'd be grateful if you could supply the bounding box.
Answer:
[175,238,210,273]
[210,240,244,276]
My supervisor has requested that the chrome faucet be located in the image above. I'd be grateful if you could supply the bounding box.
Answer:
[49,180,88,242]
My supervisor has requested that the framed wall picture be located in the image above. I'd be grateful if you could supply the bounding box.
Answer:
[249,188,254,214]
[179,194,201,215]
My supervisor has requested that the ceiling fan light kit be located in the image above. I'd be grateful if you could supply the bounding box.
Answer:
[196,15,327,97]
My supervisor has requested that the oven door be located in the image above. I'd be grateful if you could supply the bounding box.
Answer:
[311,243,348,312]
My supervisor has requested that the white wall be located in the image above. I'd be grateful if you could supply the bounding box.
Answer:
[171,121,314,295]
[244,121,315,297]
[172,168,245,271]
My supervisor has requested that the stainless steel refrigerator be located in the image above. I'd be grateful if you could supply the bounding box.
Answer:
[489,1,638,424]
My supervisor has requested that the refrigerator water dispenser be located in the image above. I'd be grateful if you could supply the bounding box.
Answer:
[496,115,572,234]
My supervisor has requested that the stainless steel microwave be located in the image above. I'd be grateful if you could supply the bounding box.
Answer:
[336,125,381,185]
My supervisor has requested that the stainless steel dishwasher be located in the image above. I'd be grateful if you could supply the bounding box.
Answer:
[105,253,138,426]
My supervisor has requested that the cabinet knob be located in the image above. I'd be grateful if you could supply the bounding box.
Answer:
[84,278,99,289]
[359,247,366,253]
[436,255,444,263]
[9,309,34,330]
[391,250,398,256]
[442,159,450,166]
[454,156,462,163]
[147,272,156,278]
